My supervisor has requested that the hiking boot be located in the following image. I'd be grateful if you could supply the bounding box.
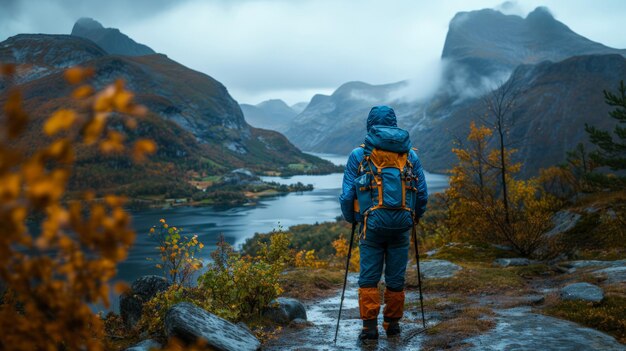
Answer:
[359,319,379,341]
[384,320,401,337]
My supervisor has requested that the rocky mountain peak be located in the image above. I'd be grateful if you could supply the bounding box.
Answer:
[71,17,105,34]
[70,18,155,56]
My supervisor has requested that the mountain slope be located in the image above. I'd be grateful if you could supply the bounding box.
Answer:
[240,99,297,132]
[0,33,337,195]
[442,7,626,94]
[284,80,411,153]
[71,17,155,56]
[290,102,308,114]
[414,54,626,176]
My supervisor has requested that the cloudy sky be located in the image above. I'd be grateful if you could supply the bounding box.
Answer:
[2,0,626,105]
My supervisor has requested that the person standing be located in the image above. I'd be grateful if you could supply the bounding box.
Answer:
[339,106,428,340]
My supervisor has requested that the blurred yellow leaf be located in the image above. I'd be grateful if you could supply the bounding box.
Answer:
[132,139,157,162]
[45,138,74,164]
[0,174,21,201]
[64,67,94,85]
[72,85,94,99]
[113,90,133,111]
[44,109,77,136]
[114,282,130,294]
[83,113,107,145]
[99,131,125,154]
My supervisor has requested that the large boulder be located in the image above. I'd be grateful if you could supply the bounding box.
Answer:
[262,297,307,324]
[420,259,462,279]
[544,210,581,238]
[120,275,170,328]
[493,258,532,267]
[165,302,260,351]
[560,282,604,303]
[124,339,161,351]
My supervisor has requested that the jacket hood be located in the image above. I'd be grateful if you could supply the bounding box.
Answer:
[364,125,411,153]
[367,106,397,132]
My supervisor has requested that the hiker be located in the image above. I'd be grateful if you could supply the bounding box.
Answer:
[339,105,428,340]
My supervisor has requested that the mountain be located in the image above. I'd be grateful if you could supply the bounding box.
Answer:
[442,6,626,95]
[284,6,626,177]
[414,54,626,176]
[0,33,336,195]
[240,99,297,132]
[71,17,155,56]
[290,102,308,114]
[285,80,412,153]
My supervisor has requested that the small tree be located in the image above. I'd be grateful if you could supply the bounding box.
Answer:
[148,219,204,287]
[447,122,559,256]
[585,80,626,171]
[482,78,521,226]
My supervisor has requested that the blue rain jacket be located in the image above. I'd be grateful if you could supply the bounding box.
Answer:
[339,106,428,223]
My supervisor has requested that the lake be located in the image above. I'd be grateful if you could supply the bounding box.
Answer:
[118,153,449,286]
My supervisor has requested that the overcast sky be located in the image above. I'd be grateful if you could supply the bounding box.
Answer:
[2,0,626,105]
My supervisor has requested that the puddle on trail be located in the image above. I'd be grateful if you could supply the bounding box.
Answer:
[265,274,436,351]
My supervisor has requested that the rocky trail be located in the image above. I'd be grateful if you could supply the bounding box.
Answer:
[266,258,626,351]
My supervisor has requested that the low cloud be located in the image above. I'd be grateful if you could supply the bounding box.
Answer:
[2,0,626,104]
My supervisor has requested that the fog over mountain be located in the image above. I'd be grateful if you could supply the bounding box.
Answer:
[284,6,626,177]
[240,99,298,132]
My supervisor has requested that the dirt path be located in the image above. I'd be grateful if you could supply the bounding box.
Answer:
[267,268,625,350]
[265,274,434,350]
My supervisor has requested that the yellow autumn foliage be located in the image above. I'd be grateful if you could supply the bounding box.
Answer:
[0,63,155,350]
[446,121,561,256]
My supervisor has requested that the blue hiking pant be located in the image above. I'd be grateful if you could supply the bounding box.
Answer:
[358,227,410,291]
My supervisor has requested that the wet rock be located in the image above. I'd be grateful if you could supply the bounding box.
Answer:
[165,302,260,351]
[465,307,625,351]
[564,260,626,273]
[262,297,307,324]
[420,259,462,279]
[426,249,439,257]
[523,294,545,305]
[120,275,170,328]
[560,282,604,303]
[594,266,626,284]
[491,244,514,251]
[124,339,161,351]
[493,258,532,267]
[544,210,581,237]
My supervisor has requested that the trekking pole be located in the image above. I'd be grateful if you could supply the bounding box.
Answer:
[334,222,356,345]
[412,222,426,329]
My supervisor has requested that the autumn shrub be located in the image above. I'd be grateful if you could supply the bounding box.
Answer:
[0,64,155,350]
[197,235,284,319]
[445,122,562,256]
[256,229,295,267]
[331,235,359,272]
[242,220,351,259]
[148,219,203,287]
